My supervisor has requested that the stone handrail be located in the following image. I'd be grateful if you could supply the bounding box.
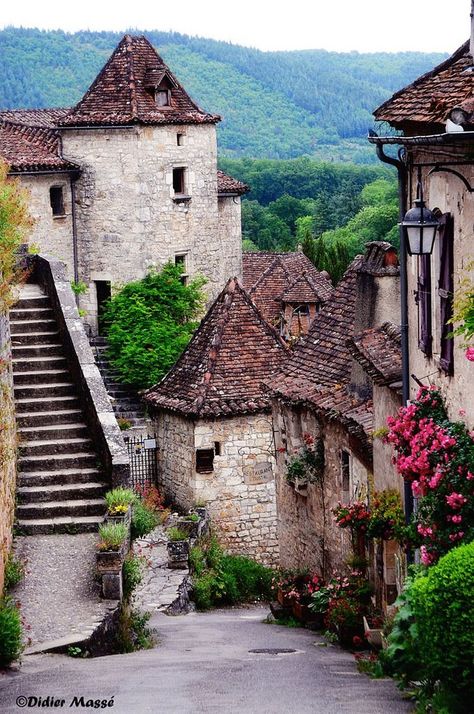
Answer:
[27,253,130,487]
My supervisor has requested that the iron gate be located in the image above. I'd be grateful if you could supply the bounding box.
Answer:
[124,433,159,488]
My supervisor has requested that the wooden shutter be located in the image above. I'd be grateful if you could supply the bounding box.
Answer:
[417,254,432,357]
[438,213,454,375]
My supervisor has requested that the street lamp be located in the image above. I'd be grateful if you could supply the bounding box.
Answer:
[400,180,439,256]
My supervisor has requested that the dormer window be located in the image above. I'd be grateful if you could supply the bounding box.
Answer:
[144,68,175,108]
[155,89,170,107]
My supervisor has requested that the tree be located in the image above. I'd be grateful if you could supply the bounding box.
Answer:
[103,263,206,390]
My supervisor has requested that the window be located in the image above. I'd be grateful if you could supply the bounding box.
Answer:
[174,253,189,285]
[177,133,184,146]
[293,304,310,316]
[95,281,111,335]
[196,448,215,473]
[417,255,432,357]
[155,89,170,107]
[214,441,221,456]
[341,450,351,496]
[438,213,454,374]
[173,168,185,195]
[50,186,65,216]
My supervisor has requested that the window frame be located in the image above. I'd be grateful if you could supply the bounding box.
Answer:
[49,185,65,217]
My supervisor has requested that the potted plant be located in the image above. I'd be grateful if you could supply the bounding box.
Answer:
[166,527,190,569]
[363,613,384,649]
[285,434,324,494]
[176,512,201,539]
[292,574,325,624]
[96,522,128,572]
[104,487,136,526]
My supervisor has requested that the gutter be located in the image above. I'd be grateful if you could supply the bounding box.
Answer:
[368,130,474,147]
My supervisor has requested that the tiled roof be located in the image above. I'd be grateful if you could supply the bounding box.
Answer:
[59,35,220,127]
[242,252,333,328]
[0,109,70,128]
[374,41,472,129]
[347,322,402,388]
[266,256,373,443]
[282,273,327,303]
[0,119,79,173]
[143,278,289,418]
[217,169,249,196]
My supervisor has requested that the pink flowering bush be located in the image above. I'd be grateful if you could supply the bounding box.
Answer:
[386,386,474,563]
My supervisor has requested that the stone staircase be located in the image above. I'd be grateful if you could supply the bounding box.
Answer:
[90,336,147,429]
[10,283,107,535]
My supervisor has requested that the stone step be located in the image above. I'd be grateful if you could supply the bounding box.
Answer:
[15,395,81,413]
[12,343,64,358]
[16,516,104,536]
[14,382,77,399]
[13,369,70,385]
[18,452,98,472]
[11,331,60,346]
[17,498,106,520]
[12,356,68,373]
[17,408,84,428]
[10,319,57,335]
[18,423,89,441]
[19,437,94,457]
[17,482,107,504]
[13,296,50,310]
[9,307,55,321]
[17,467,103,487]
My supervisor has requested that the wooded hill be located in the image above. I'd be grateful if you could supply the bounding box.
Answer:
[0,27,446,163]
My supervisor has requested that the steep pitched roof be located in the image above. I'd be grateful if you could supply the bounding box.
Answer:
[282,273,327,303]
[217,169,249,196]
[0,119,79,173]
[59,35,220,127]
[374,41,471,130]
[242,252,333,327]
[266,256,373,443]
[143,278,289,418]
[347,322,402,388]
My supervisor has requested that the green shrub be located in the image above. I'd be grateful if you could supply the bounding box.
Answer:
[221,555,273,601]
[97,523,128,551]
[131,501,158,539]
[3,554,24,592]
[103,263,206,389]
[411,542,474,707]
[116,604,153,653]
[105,487,136,515]
[0,598,23,666]
[167,527,188,542]
[122,555,145,600]
[189,545,206,576]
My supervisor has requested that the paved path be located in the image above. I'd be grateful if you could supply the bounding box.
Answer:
[131,525,191,613]
[13,535,112,649]
[0,606,412,714]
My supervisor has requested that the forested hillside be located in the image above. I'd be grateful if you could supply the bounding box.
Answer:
[0,27,446,162]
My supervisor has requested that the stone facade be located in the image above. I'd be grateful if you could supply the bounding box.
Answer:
[155,411,279,565]
[271,402,369,576]
[0,311,17,594]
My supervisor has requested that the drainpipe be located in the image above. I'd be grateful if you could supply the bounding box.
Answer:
[374,143,414,538]
[471,0,474,60]
[70,172,80,300]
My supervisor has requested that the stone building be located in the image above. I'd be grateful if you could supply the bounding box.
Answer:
[143,278,290,565]
[266,243,401,589]
[372,35,474,423]
[242,251,333,339]
[0,35,247,332]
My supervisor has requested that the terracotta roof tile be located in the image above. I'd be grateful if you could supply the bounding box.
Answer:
[0,119,79,173]
[374,41,472,130]
[0,109,70,128]
[59,35,220,127]
[282,273,329,303]
[242,252,333,328]
[347,322,402,387]
[143,278,289,418]
[217,169,249,196]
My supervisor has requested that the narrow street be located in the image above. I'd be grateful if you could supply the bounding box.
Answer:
[0,606,411,714]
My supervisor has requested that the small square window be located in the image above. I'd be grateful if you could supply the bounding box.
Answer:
[214,441,221,456]
[50,186,65,216]
[196,448,214,473]
[177,133,184,146]
[173,168,185,194]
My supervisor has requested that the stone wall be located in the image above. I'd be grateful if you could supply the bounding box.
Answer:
[218,196,243,283]
[18,174,75,274]
[409,152,474,423]
[59,124,241,330]
[0,311,17,594]
[194,414,278,565]
[272,401,369,577]
[154,410,279,565]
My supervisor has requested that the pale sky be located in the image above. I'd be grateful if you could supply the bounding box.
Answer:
[0,0,470,53]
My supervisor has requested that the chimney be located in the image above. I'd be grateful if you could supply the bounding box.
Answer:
[471,0,474,59]
[348,242,400,399]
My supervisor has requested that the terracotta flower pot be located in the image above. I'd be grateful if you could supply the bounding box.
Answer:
[277,589,294,608]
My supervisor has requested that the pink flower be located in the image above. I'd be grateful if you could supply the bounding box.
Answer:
[428,471,443,489]
[420,546,435,566]
[465,347,474,362]
[451,515,462,524]
[412,480,425,497]
[459,408,466,416]
[446,492,467,509]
